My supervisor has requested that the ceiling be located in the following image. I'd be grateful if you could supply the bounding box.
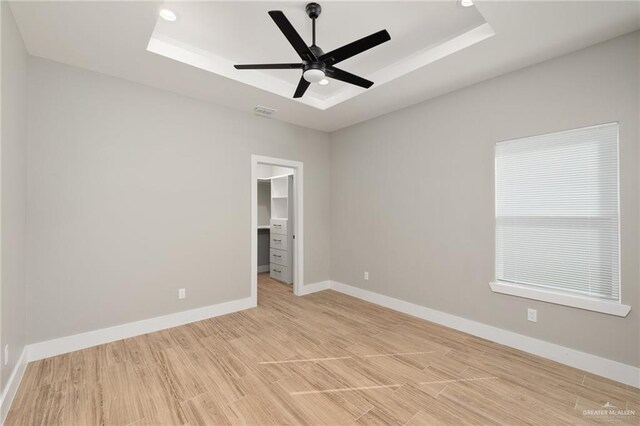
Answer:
[9,1,640,132]
[148,2,492,109]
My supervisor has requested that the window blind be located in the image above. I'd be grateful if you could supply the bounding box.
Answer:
[495,123,620,301]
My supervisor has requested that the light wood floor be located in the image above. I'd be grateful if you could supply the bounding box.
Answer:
[7,274,639,425]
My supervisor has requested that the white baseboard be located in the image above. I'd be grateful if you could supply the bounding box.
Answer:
[7,278,636,423]
[298,280,332,296]
[257,265,270,273]
[0,347,28,425]
[27,296,255,362]
[0,296,255,419]
[330,281,639,388]
[25,278,331,363]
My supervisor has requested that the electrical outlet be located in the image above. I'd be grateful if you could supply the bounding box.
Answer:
[4,345,8,366]
[527,308,537,322]
[178,288,186,299]
[364,271,369,280]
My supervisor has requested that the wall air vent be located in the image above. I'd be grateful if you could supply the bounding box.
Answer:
[254,105,278,116]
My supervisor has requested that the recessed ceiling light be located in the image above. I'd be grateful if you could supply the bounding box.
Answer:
[318,78,330,86]
[460,0,474,7]
[159,9,178,22]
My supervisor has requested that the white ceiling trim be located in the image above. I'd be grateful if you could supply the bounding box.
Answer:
[147,21,495,111]
[323,22,495,109]
[147,33,322,109]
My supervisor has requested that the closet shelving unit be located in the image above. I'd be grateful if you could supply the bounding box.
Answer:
[269,174,294,284]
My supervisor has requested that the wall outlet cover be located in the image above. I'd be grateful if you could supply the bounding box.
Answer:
[364,272,369,280]
[178,288,186,299]
[527,308,537,322]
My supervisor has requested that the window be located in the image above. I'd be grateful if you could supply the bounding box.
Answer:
[491,123,630,317]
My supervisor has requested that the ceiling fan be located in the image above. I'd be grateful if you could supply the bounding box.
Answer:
[234,3,391,99]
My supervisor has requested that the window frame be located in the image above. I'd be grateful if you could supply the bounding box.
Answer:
[490,123,630,317]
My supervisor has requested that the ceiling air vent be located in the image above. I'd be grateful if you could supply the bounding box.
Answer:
[254,105,278,116]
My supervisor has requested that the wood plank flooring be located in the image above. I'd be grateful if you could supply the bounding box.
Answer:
[6,274,639,425]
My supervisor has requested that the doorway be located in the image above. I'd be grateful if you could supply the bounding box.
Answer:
[251,155,304,305]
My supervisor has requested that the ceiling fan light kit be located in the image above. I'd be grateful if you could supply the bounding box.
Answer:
[234,2,391,99]
[303,68,325,83]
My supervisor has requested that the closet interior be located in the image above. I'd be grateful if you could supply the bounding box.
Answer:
[257,166,295,285]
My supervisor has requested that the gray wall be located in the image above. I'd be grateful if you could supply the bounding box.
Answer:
[330,32,640,367]
[257,182,270,268]
[13,18,639,372]
[257,230,271,269]
[26,58,331,343]
[1,2,28,390]
[257,182,271,228]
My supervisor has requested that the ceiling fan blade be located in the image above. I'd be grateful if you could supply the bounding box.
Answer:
[320,30,390,66]
[235,63,303,70]
[268,11,316,63]
[325,67,373,89]
[293,76,310,98]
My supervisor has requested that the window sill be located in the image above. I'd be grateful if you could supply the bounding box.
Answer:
[489,281,631,317]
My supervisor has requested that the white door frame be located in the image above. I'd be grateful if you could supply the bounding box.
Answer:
[251,155,304,305]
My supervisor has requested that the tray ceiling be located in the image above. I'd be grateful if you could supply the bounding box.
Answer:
[147,2,493,109]
[9,1,640,131]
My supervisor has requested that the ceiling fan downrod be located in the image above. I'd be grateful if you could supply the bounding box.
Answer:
[306,2,321,47]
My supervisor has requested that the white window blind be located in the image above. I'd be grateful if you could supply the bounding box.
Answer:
[495,123,620,302]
